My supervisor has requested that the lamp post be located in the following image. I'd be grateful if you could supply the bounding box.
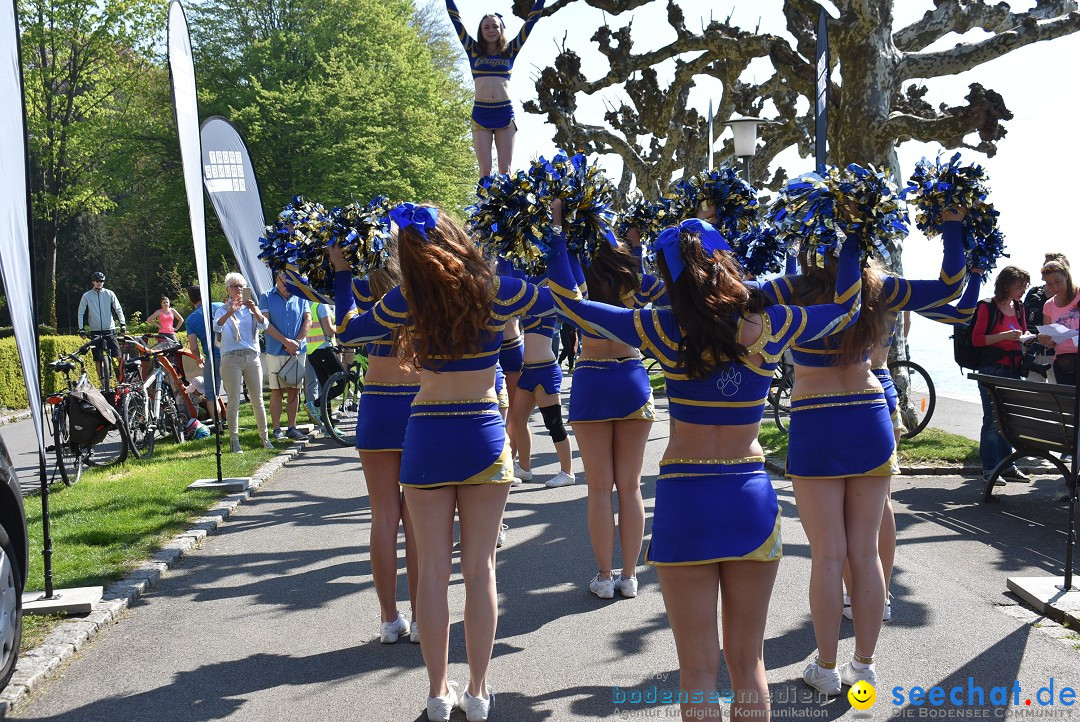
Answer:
[722,116,775,183]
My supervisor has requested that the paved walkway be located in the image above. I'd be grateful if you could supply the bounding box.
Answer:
[6,389,1079,720]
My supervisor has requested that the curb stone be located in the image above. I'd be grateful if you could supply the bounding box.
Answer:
[0,439,310,713]
[0,410,31,427]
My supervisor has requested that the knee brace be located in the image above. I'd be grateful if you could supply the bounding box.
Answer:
[539,404,568,442]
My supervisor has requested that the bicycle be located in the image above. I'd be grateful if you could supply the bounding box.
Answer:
[119,336,187,458]
[769,356,936,439]
[84,329,122,395]
[44,342,130,485]
[320,347,367,447]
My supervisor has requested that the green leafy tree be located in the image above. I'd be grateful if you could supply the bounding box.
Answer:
[191,0,475,216]
[20,0,164,327]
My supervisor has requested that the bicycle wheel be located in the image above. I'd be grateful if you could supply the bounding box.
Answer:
[891,359,936,439]
[161,390,184,444]
[53,407,83,486]
[321,370,361,447]
[86,415,130,469]
[771,366,793,433]
[122,389,154,458]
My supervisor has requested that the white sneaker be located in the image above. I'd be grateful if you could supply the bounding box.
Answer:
[615,575,638,598]
[802,659,842,696]
[840,661,877,688]
[843,592,892,621]
[590,573,615,599]
[261,437,275,450]
[427,681,459,722]
[510,475,522,486]
[496,524,508,548]
[410,620,420,643]
[229,435,243,454]
[462,687,494,722]
[379,615,410,643]
[545,470,576,488]
[513,463,532,482]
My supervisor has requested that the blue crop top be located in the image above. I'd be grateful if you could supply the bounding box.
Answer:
[446,0,544,80]
[760,221,966,366]
[521,276,557,338]
[346,277,398,358]
[334,270,554,371]
[546,232,862,425]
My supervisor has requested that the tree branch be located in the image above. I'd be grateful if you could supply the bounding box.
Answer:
[895,0,1078,53]
[900,9,1080,80]
[883,82,1013,156]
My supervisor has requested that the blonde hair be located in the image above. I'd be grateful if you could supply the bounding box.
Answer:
[1041,258,1075,301]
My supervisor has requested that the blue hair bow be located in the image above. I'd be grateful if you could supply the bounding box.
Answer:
[390,203,439,241]
[653,219,732,280]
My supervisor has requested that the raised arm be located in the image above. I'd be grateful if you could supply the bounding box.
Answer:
[444,0,475,51]
[507,0,545,54]
[918,269,984,325]
[547,231,650,348]
[882,219,966,312]
[774,233,863,347]
[333,270,400,345]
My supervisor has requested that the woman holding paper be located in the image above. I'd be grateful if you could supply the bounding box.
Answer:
[1039,257,1078,385]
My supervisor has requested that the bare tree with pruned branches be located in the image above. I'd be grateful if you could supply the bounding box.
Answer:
[521,0,1079,200]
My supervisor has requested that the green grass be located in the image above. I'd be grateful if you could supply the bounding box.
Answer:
[758,422,978,466]
[20,400,283,651]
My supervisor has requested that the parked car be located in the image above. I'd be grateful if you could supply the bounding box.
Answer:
[0,433,28,690]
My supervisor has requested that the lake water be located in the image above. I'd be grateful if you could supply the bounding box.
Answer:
[907,313,982,404]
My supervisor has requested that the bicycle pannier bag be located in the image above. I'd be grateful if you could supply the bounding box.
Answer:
[67,378,119,445]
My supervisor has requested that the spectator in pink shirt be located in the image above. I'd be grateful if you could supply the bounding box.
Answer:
[1039,256,1078,385]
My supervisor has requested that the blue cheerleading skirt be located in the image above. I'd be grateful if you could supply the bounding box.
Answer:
[786,389,894,479]
[645,457,782,566]
[471,100,515,131]
[872,367,903,431]
[400,399,513,488]
[569,357,654,423]
[355,382,420,452]
[499,336,524,374]
[518,359,562,396]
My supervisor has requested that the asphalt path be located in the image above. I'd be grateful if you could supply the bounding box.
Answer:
[7,384,1079,721]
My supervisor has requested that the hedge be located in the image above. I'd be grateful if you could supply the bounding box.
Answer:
[0,335,97,410]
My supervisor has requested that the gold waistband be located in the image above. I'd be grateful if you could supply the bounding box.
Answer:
[577,356,641,364]
[790,388,879,402]
[411,397,498,406]
[660,455,766,466]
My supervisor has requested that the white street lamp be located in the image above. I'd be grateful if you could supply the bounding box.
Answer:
[722,115,776,183]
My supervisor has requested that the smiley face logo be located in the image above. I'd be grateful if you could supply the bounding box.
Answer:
[848,680,876,710]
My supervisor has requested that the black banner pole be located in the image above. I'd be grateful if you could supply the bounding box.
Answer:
[815,7,829,174]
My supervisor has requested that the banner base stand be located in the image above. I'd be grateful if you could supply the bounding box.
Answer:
[1007,576,1080,627]
[187,476,250,492]
[23,586,103,616]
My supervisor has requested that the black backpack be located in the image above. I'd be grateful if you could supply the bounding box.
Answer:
[1023,286,1047,328]
[66,378,119,446]
[953,300,1001,370]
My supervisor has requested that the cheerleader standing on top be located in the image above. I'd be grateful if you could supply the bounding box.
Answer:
[760,208,967,695]
[331,204,553,722]
[343,232,421,644]
[547,200,862,722]
[570,236,666,599]
[445,0,545,175]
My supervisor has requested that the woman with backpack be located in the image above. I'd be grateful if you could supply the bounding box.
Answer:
[1039,255,1078,386]
[972,265,1034,482]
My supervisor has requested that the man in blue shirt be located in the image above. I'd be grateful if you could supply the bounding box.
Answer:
[185,286,224,410]
[261,272,311,440]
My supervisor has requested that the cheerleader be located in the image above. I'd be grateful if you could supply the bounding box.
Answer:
[331,203,552,722]
[547,200,862,722]
[346,233,421,645]
[445,0,545,175]
[842,267,985,623]
[570,239,665,599]
[510,279,576,488]
[760,209,967,695]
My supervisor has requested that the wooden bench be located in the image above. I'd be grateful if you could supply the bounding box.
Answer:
[969,374,1077,502]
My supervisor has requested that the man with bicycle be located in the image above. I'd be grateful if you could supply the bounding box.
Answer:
[76,271,126,390]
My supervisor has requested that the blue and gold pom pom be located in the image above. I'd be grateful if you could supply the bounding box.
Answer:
[905,153,1006,271]
[258,195,391,299]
